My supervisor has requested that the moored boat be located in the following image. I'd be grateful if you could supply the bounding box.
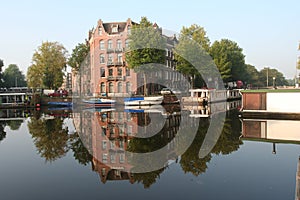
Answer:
[48,102,73,107]
[82,98,116,107]
[124,96,163,106]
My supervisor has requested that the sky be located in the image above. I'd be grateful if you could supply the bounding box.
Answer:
[0,0,299,79]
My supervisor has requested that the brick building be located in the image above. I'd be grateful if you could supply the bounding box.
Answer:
[79,18,181,98]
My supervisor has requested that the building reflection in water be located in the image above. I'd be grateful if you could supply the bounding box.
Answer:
[0,103,243,188]
[72,102,242,186]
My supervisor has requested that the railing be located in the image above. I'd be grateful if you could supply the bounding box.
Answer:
[107,61,124,66]
[107,76,125,81]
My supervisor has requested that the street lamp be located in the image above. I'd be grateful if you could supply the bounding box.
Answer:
[272,77,276,89]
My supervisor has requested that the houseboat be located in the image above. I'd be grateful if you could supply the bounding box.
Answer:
[182,89,241,105]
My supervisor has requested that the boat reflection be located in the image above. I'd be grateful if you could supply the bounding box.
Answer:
[72,104,242,186]
[0,106,243,188]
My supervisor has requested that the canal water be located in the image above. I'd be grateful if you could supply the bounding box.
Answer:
[0,107,299,200]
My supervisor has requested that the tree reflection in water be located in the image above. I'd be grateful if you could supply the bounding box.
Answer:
[180,110,243,176]
[0,121,6,142]
[28,117,69,162]
[24,109,243,188]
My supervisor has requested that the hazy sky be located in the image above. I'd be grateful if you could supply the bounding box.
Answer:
[1,0,299,79]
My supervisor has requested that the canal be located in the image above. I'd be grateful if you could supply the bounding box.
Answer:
[0,106,299,200]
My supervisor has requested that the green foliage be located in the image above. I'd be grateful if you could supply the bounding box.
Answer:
[181,24,210,52]
[7,120,24,131]
[126,17,166,73]
[27,41,68,89]
[0,59,3,72]
[0,121,6,142]
[244,64,262,87]
[258,67,288,87]
[174,24,213,88]
[210,39,246,82]
[69,133,93,166]
[68,42,89,73]
[3,64,27,88]
[28,117,69,162]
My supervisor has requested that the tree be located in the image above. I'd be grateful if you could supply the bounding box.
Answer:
[3,64,27,88]
[210,39,246,82]
[174,24,213,88]
[126,17,166,95]
[0,59,4,87]
[258,67,288,87]
[68,42,89,72]
[180,24,210,52]
[68,42,90,97]
[0,59,3,72]
[244,64,263,87]
[27,41,68,89]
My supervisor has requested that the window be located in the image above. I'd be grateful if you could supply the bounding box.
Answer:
[100,54,105,64]
[126,68,130,76]
[117,82,122,93]
[108,54,113,63]
[102,153,108,163]
[102,141,107,150]
[102,127,106,136]
[119,153,125,163]
[100,40,105,50]
[110,153,116,163]
[126,82,131,93]
[109,82,114,93]
[117,40,122,49]
[108,40,113,49]
[98,27,102,35]
[101,82,105,93]
[117,67,122,76]
[110,141,115,149]
[108,68,113,76]
[125,39,129,48]
[119,140,124,150]
[100,68,105,77]
[127,25,131,34]
[112,25,118,33]
[117,54,122,63]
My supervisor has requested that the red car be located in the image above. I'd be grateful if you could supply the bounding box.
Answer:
[48,90,68,97]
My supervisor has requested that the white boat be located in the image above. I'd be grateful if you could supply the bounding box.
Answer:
[182,89,241,105]
[124,96,163,106]
[82,98,116,107]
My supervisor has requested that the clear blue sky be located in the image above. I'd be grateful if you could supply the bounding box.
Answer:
[1,0,299,79]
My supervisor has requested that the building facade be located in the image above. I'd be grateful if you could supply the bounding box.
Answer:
[88,18,137,97]
[85,18,181,97]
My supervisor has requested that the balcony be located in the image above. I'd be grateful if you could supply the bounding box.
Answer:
[107,61,124,66]
[107,62,114,66]
[107,76,125,81]
[115,48,123,53]
[107,48,114,53]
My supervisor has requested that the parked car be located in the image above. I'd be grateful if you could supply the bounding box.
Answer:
[48,90,68,97]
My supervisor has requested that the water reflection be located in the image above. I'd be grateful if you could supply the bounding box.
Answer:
[71,104,243,187]
[241,118,300,154]
[0,105,243,188]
